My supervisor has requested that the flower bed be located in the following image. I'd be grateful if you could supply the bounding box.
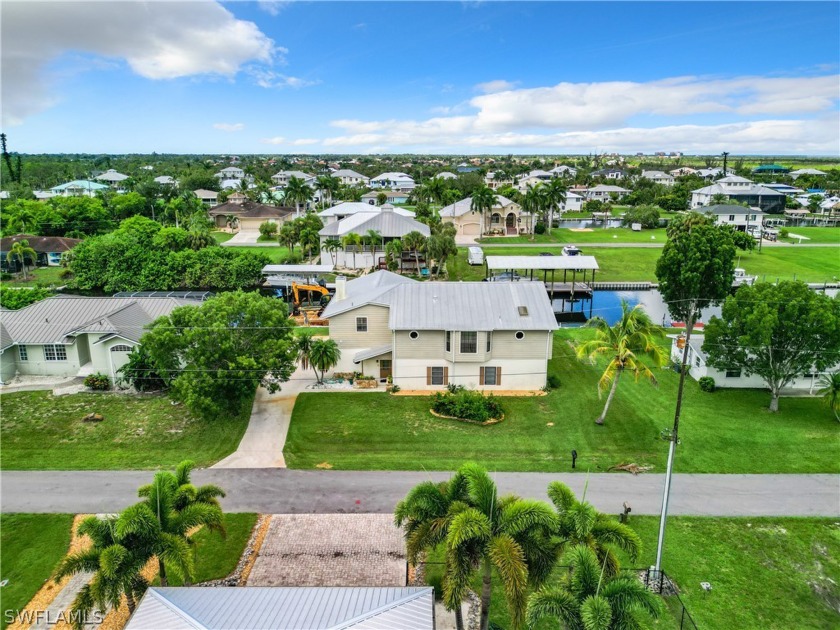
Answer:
[431,390,504,425]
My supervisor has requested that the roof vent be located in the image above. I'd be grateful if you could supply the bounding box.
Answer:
[518,306,529,316]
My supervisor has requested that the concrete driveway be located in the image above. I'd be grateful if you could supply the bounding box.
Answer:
[221,230,260,245]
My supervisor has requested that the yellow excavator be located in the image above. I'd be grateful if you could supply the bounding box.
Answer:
[290,283,332,326]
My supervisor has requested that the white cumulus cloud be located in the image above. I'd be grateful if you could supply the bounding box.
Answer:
[1,0,277,126]
[213,122,245,132]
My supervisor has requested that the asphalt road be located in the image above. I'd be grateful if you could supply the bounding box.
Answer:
[2,470,837,517]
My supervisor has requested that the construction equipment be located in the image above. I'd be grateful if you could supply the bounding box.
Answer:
[291,283,330,308]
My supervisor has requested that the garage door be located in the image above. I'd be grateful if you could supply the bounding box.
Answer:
[462,222,481,236]
[240,218,267,231]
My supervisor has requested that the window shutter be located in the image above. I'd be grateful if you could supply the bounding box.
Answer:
[497,367,502,386]
[443,367,449,384]
[426,367,432,386]
[479,366,485,385]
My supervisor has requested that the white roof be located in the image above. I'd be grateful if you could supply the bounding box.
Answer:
[370,172,414,182]
[262,264,334,274]
[789,168,827,176]
[439,195,517,218]
[319,211,430,239]
[153,176,176,184]
[319,202,414,219]
[486,255,600,271]
[321,271,416,318]
[718,175,754,184]
[95,169,129,182]
[434,171,458,179]
[641,170,672,178]
[331,169,368,179]
[587,185,630,193]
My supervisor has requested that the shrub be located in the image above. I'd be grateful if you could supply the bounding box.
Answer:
[779,228,790,239]
[546,373,561,390]
[388,384,401,394]
[698,376,716,393]
[447,383,465,394]
[59,268,74,279]
[534,222,546,235]
[1,272,12,281]
[84,373,111,391]
[0,286,52,310]
[259,221,278,239]
[432,390,504,423]
[621,204,661,229]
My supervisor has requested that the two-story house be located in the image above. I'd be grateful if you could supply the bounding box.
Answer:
[369,172,416,192]
[640,170,675,186]
[690,176,786,213]
[700,204,765,231]
[330,169,370,187]
[321,271,558,390]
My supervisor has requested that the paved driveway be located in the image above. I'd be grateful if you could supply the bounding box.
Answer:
[221,230,260,245]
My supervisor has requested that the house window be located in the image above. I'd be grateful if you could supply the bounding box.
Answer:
[694,356,701,367]
[44,344,67,361]
[18,345,28,361]
[356,317,368,332]
[728,215,735,221]
[486,333,491,352]
[111,345,132,352]
[460,332,477,353]
[430,366,445,385]
[445,331,451,352]
[483,366,499,385]
[725,368,742,378]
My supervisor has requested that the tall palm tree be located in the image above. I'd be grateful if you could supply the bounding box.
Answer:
[296,330,316,370]
[402,230,427,275]
[6,239,37,279]
[299,227,320,259]
[341,233,363,268]
[445,463,557,630]
[576,301,667,425]
[470,186,496,237]
[55,515,151,625]
[427,177,448,205]
[384,239,403,271]
[365,229,383,255]
[117,461,226,586]
[316,174,339,209]
[817,371,840,422]
[543,178,568,234]
[547,481,641,576]
[285,176,312,217]
[309,338,341,383]
[279,223,298,252]
[527,545,662,630]
[522,184,546,240]
[322,237,342,266]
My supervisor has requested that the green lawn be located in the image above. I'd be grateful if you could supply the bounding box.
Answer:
[211,231,234,244]
[0,514,74,630]
[1,266,66,287]
[285,330,839,474]
[480,227,670,245]
[0,391,251,470]
[779,226,840,245]
[163,513,258,586]
[426,517,840,630]
[448,245,840,283]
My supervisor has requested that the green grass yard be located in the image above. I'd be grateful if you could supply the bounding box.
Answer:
[1,266,66,287]
[0,514,74,630]
[0,391,251,470]
[480,227,670,245]
[425,517,840,630]
[779,226,840,245]
[285,330,839,474]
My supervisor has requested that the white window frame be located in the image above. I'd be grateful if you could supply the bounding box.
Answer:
[111,345,133,352]
[430,366,445,385]
[44,344,67,361]
[18,345,28,361]
[356,317,368,332]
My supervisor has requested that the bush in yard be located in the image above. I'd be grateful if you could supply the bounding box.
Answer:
[259,221,278,239]
[780,228,790,239]
[84,373,111,390]
[546,373,561,390]
[621,204,661,229]
[534,222,546,235]
[0,286,52,310]
[699,376,716,393]
[432,390,504,423]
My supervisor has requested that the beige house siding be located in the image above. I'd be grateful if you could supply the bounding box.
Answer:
[394,358,548,390]
[393,330,446,360]
[491,330,553,360]
[330,305,392,373]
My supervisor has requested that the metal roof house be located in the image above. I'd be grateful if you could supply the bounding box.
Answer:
[0,296,198,385]
[125,586,435,630]
[320,271,557,390]
[49,180,110,197]
[691,176,785,213]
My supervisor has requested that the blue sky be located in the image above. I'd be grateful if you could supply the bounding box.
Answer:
[3,1,839,154]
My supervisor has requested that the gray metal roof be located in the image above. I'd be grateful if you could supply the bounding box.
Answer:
[389,282,558,332]
[486,255,600,271]
[319,212,430,239]
[319,202,414,219]
[125,587,434,630]
[354,344,392,363]
[1,297,190,345]
[702,204,766,216]
[321,271,416,318]
[0,322,12,351]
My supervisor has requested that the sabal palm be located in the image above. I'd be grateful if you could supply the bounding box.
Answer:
[470,186,496,236]
[55,515,150,626]
[547,482,641,577]
[445,463,557,630]
[527,544,662,630]
[118,460,226,586]
[817,371,840,422]
[6,240,36,279]
[576,301,667,424]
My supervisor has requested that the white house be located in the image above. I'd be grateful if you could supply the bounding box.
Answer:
[670,334,834,393]
[789,168,827,180]
[153,175,176,186]
[433,171,458,180]
[550,165,578,178]
[640,170,675,186]
[319,202,415,225]
[321,271,558,390]
[0,296,200,385]
[670,167,697,177]
[214,166,245,180]
[49,180,110,197]
[690,176,786,213]
[591,169,627,180]
[560,191,584,212]
[271,170,315,186]
[330,169,369,187]
[583,184,630,201]
[369,172,416,192]
[95,169,130,185]
[700,204,765,230]
[360,190,410,205]
[193,189,219,205]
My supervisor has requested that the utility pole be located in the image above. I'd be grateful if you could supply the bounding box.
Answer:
[721,151,729,177]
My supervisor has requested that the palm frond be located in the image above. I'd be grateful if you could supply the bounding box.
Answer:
[499,499,557,537]
[55,549,102,581]
[526,587,580,628]
[581,594,613,630]
[459,462,498,518]
[175,460,196,486]
[489,534,529,630]
[592,518,642,563]
[157,532,194,583]
[547,481,577,515]
[447,508,492,551]
[565,544,602,600]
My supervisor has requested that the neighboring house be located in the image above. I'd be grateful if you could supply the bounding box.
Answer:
[153,175,177,185]
[433,171,458,180]
[208,200,294,230]
[219,178,251,191]
[560,191,584,212]
[439,194,529,237]
[670,167,697,177]
[670,334,835,393]
[318,202,414,226]
[319,206,430,269]
[699,204,765,230]
[549,165,578,178]
[0,296,198,384]
[640,170,675,186]
[583,184,630,201]
[690,176,786,213]
[516,169,554,192]
[591,168,627,180]
[330,169,369,186]
[752,164,789,175]
[214,166,245,180]
[193,189,219,205]
[95,169,130,186]
[271,170,315,186]
[369,172,416,192]
[789,168,827,180]
[50,180,110,197]
[33,190,56,201]
[696,167,733,180]
[322,271,558,390]
[484,172,513,189]
[762,183,804,197]
[0,234,81,271]
[125,586,435,630]
[360,190,410,205]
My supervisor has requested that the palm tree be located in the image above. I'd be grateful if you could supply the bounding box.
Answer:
[427,177,448,205]
[446,463,557,630]
[365,229,383,255]
[6,239,36,279]
[117,461,226,587]
[470,186,496,236]
[543,178,568,234]
[322,237,342,266]
[402,230,427,275]
[299,227,320,260]
[817,371,840,422]
[384,239,403,271]
[547,481,641,576]
[316,174,339,209]
[527,545,662,630]
[279,223,298,252]
[341,233,363,268]
[296,330,316,369]
[55,515,150,625]
[426,233,457,279]
[522,184,546,240]
[576,301,667,425]
[285,176,312,217]
[225,215,239,231]
[309,338,341,383]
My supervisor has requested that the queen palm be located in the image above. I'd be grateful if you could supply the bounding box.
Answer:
[117,460,226,586]
[445,463,557,630]
[309,338,341,383]
[285,176,312,217]
[295,330,316,371]
[316,174,339,209]
[279,223,298,252]
[817,371,840,422]
[299,227,320,259]
[527,545,662,630]
[427,177,448,205]
[384,239,403,271]
[6,239,36,279]
[470,186,496,236]
[322,238,342,266]
[576,301,667,425]
[547,481,641,577]
[365,229,383,255]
